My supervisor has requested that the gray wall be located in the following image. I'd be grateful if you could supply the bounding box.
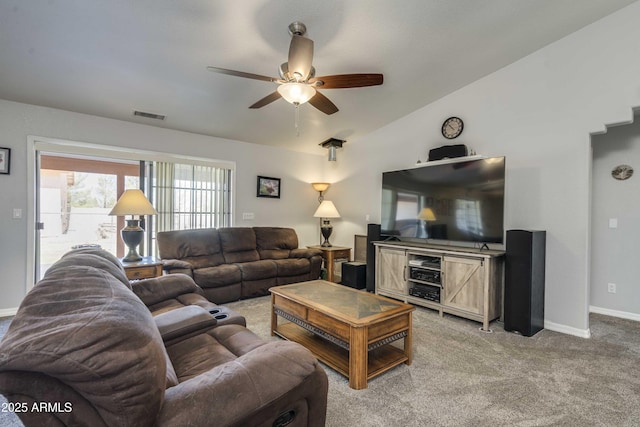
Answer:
[590,117,640,319]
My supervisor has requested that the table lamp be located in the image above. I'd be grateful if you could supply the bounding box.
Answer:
[313,200,340,247]
[109,189,157,262]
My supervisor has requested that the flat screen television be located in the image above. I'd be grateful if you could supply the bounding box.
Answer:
[381,156,505,244]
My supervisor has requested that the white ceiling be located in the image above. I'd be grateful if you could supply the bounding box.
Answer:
[0,0,636,155]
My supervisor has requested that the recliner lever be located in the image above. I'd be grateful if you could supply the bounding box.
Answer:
[273,409,296,427]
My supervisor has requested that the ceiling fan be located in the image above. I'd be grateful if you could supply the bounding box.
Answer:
[207,22,383,115]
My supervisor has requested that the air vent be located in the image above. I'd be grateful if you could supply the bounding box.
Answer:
[133,110,166,120]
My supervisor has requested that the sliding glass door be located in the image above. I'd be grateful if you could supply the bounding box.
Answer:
[36,153,139,279]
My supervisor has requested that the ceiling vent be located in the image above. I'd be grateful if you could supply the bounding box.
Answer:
[133,110,166,120]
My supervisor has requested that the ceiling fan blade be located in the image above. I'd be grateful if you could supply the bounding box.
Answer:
[310,74,384,89]
[207,66,280,83]
[308,91,339,115]
[288,35,314,81]
[249,91,282,109]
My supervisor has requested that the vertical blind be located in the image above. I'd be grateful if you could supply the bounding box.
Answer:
[151,161,232,250]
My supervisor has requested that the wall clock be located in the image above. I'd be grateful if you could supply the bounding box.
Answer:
[611,164,633,181]
[442,117,463,139]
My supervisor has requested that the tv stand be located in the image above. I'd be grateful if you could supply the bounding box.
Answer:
[373,241,504,331]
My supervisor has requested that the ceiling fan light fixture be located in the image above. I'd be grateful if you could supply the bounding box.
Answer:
[277,82,316,105]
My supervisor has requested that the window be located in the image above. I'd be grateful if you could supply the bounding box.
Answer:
[149,161,233,254]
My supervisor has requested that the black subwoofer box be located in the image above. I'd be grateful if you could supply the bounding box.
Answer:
[341,262,366,289]
[504,229,546,337]
[428,144,468,161]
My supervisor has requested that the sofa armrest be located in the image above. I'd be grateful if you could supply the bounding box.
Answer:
[162,259,194,275]
[131,274,204,307]
[156,341,328,427]
[154,305,217,345]
[289,248,322,259]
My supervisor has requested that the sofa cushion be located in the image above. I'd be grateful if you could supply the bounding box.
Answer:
[274,258,314,277]
[166,324,266,382]
[58,247,131,289]
[158,228,225,268]
[194,263,242,287]
[254,227,298,259]
[237,259,277,281]
[219,227,260,263]
[0,253,168,427]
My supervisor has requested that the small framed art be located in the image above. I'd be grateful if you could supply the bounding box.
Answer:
[0,147,10,175]
[257,176,281,198]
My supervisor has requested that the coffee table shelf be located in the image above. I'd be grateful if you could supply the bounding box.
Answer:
[274,322,409,381]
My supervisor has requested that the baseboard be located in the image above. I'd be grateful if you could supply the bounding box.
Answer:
[544,320,591,339]
[589,305,640,322]
[0,307,18,318]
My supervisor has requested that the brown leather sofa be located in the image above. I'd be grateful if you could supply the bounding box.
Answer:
[158,227,323,303]
[0,249,328,427]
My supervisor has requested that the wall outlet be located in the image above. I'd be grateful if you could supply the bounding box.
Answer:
[242,212,255,220]
[607,283,616,294]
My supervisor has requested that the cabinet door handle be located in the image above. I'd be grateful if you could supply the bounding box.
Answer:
[403,265,407,281]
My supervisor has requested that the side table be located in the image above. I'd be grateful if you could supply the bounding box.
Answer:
[120,256,163,280]
[308,245,351,283]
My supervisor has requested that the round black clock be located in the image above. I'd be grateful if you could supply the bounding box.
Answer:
[442,117,463,139]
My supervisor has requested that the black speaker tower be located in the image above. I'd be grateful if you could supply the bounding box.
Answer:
[504,230,546,337]
[366,224,381,292]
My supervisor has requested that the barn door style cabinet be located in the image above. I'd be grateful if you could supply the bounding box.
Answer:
[374,241,504,331]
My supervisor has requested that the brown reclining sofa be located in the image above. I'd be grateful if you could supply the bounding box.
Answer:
[0,248,328,427]
[158,227,323,303]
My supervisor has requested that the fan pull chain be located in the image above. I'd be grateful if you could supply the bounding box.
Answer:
[295,103,300,136]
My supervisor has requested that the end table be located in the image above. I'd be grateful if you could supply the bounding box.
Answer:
[120,256,163,280]
[308,245,351,283]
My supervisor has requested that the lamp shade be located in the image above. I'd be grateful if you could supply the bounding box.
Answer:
[109,189,157,216]
[418,207,436,221]
[277,82,316,105]
[313,200,340,218]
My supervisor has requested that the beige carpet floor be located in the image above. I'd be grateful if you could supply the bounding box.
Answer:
[1,298,639,426]
[226,296,640,427]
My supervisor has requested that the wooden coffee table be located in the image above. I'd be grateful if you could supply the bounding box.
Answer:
[270,280,414,389]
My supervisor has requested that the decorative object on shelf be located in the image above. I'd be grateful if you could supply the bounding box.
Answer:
[611,164,633,181]
[313,200,341,247]
[427,144,469,161]
[257,176,281,198]
[311,182,331,203]
[0,147,10,174]
[109,189,157,262]
[441,116,464,139]
[417,207,436,238]
[320,138,346,161]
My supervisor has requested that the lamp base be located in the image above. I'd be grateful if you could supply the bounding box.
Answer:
[320,220,333,247]
[121,219,144,262]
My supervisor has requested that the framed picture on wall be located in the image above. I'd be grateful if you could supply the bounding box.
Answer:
[257,176,281,198]
[0,147,10,175]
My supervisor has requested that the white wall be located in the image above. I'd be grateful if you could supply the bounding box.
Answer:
[329,2,640,336]
[590,117,640,320]
[0,100,325,312]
